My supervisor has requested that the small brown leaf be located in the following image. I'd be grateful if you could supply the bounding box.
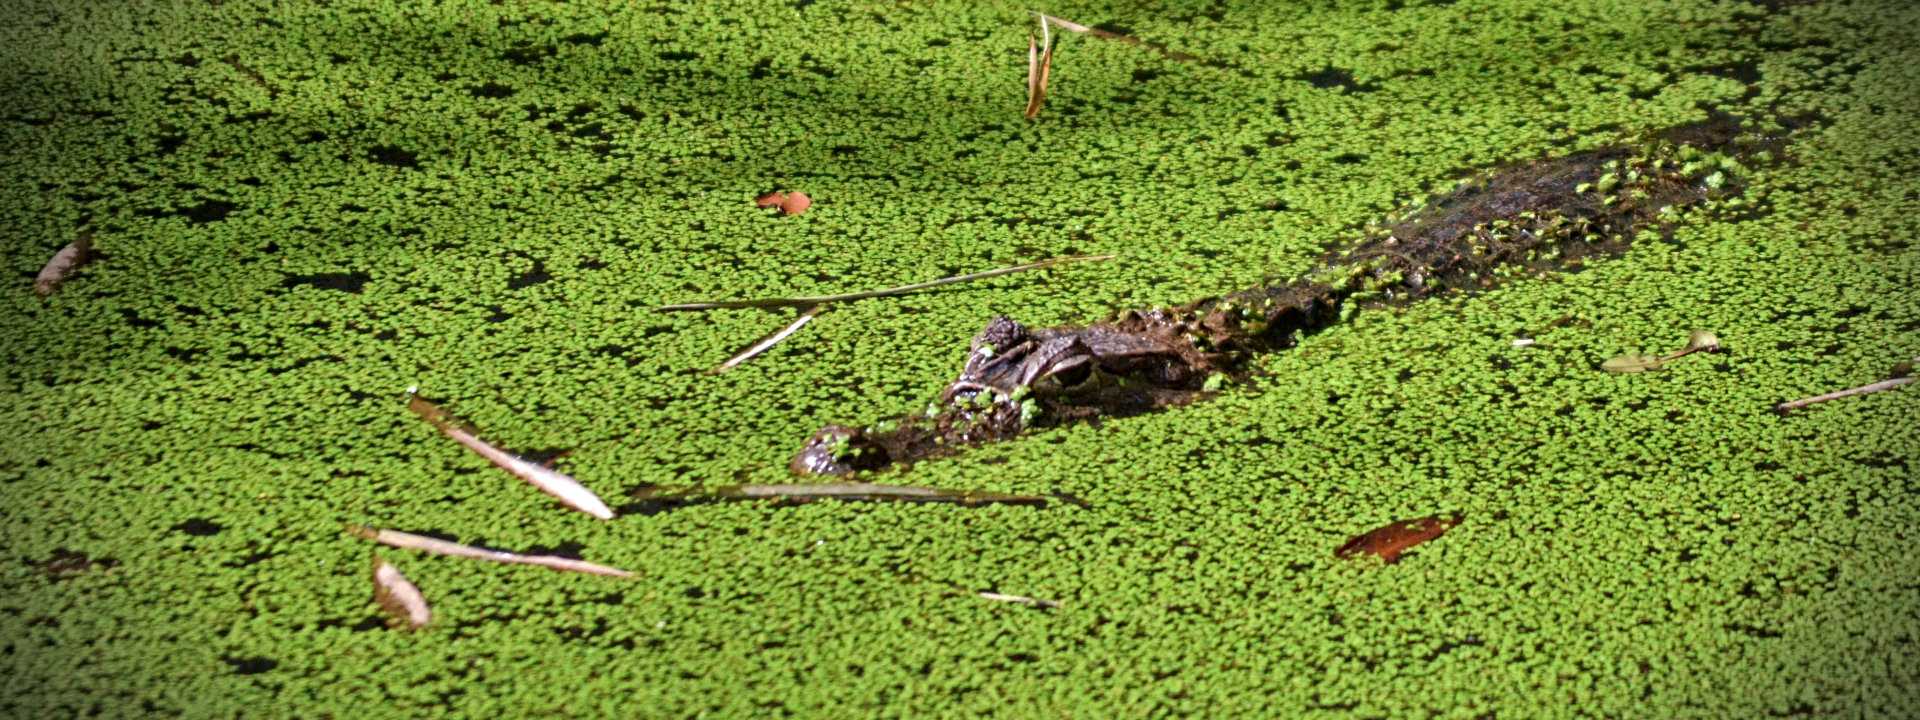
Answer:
[35,231,93,296]
[1335,513,1462,564]
[754,191,785,209]
[1601,353,1664,373]
[371,554,431,630]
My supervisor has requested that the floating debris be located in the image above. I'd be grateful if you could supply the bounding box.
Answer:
[755,190,812,216]
[635,482,1063,507]
[371,554,431,630]
[1774,355,1917,414]
[1601,329,1722,373]
[1023,14,1056,120]
[1334,514,1463,564]
[977,590,1061,609]
[348,525,634,578]
[1032,12,1202,63]
[34,230,93,296]
[405,391,614,520]
[707,305,827,375]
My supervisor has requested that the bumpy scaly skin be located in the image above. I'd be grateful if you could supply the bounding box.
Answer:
[793,121,1756,476]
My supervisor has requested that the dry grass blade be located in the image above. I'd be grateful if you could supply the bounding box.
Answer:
[371,554,431,630]
[1023,16,1055,120]
[348,525,635,578]
[35,231,93,296]
[405,391,614,520]
[707,305,826,375]
[657,254,1113,311]
[1034,12,1202,63]
[977,590,1061,609]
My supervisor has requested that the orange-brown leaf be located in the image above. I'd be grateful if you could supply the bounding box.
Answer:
[780,191,811,216]
[1334,513,1462,564]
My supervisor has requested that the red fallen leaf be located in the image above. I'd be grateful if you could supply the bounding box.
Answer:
[780,191,811,216]
[1334,513,1462,564]
[755,191,785,209]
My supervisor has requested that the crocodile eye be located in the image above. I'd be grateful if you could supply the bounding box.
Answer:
[1034,362,1096,396]
[1050,362,1093,390]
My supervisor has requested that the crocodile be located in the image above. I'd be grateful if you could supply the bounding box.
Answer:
[792,115,1772,476]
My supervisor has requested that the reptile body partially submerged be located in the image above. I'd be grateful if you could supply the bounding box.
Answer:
[792,118,1767,476]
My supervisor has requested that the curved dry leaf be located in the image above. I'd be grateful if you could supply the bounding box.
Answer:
[371,555,431,630]
[1335,514,1462,564]
[1022,19,1054,120]
[35,232,93,296]
[405,392,614,520]
[1601,353,1664,373]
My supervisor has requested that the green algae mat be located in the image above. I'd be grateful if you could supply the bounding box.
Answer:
[4,0,1917,716]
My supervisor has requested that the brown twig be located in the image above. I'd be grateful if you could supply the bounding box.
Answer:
[1774,376,1914,414]
[657,254,1113,311]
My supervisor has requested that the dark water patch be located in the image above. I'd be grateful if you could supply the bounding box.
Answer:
[172,518,224,536]
[138,198,237,224]
[223,656,278,675]
[502,43,555,66]
[520,540,586,559]
[1723,623,1782,639]
[368,145,419,169]
[471,82,516,98]
[281,272,369,293]
[38,549,118,579]
[1298,66,1377,93]
[506,254,550,290]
